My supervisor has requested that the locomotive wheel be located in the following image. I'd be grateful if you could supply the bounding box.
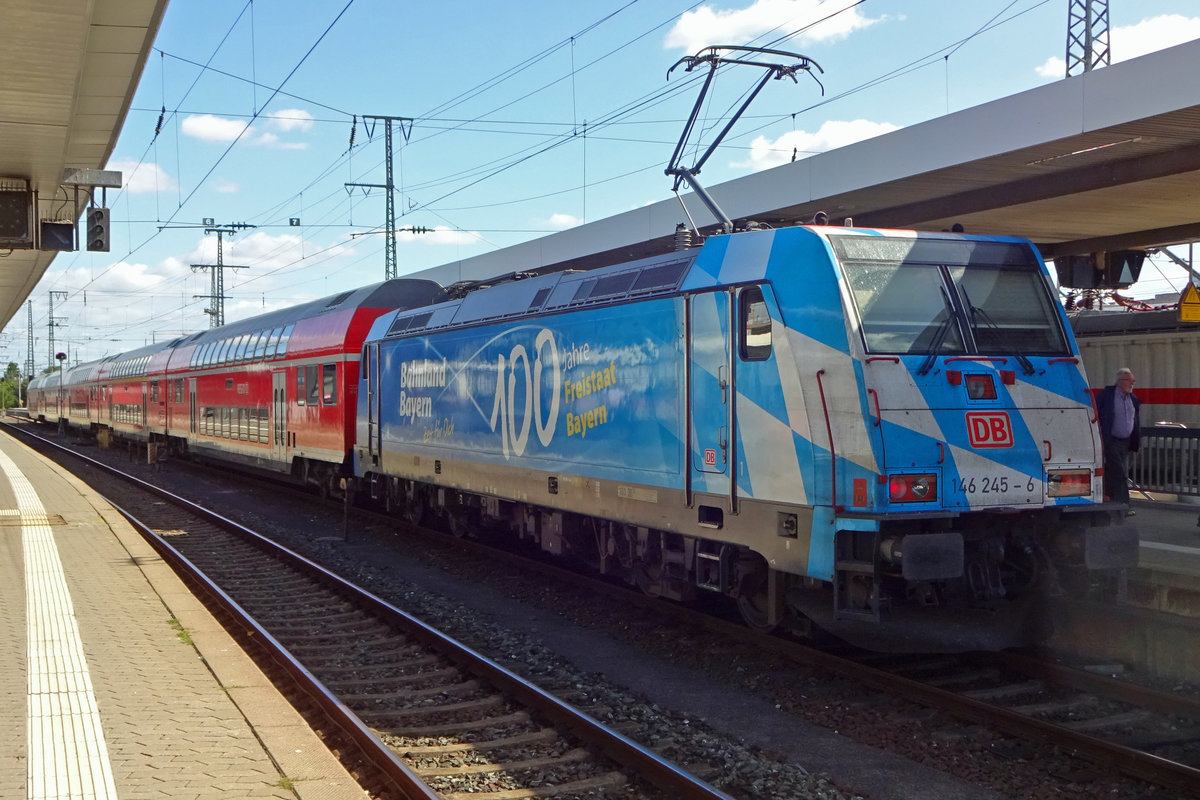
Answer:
[736,562,777,633]
[403,500,424,526]
[402,485,425,525]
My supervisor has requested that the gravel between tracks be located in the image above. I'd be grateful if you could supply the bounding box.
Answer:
[59,437,1191,800]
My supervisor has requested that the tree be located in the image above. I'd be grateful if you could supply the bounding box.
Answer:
[1,362,22,409]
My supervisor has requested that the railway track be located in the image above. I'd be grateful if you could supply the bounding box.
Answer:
[11,418,1200,798]
[5,422,732,800]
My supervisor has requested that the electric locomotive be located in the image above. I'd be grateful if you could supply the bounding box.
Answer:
[355,225,1138,651]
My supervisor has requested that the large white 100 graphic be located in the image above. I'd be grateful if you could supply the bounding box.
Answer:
[488,329,561,458]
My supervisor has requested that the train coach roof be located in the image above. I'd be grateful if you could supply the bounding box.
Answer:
[373,250,697,340]
[171,278,445,348]
[1069,308,1200,336]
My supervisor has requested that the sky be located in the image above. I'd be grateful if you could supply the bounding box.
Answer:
[6,0,1200,370]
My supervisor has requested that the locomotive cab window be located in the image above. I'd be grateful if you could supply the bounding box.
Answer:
[835,236,1069,357]
[739,286,773,361]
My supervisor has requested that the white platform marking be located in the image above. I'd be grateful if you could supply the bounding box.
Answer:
[0,449,119,800]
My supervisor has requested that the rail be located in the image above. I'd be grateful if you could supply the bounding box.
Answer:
[1130,426,1200,497]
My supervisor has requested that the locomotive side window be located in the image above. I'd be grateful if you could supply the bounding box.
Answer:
[321,363,337,406]
[739,286,772,361]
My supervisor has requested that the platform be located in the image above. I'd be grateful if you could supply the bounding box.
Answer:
[0,431,363,800]
[1129,494,1200,578]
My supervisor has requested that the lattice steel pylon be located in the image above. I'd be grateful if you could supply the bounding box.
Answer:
[25,300,33,381]
[1066,0,1110,77]
[346,115,412,281]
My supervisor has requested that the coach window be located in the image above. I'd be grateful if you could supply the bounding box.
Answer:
[150,381,160,403]
[265,328,283,359]
[296,369,306,406]
[321,363,337,406]
[232,334,249,362]
[252,331,268,359]
[739,286,773,361]
[239,333,255,362]
[306,365,320,405]
[277,324,295,357]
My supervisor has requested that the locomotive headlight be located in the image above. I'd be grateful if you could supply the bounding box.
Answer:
[1047,468,1091,497]
[888,473,938,503]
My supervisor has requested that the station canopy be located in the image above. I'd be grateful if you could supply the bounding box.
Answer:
[0,0,167,333]
[417,38,1200,288]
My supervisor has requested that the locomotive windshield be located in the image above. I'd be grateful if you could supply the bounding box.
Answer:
[833,235,1070,357]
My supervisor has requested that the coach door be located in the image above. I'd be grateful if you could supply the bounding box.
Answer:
[272,370,288,460]
[688,290,734,513]
[188,379,197,434]
[365,344,381,465]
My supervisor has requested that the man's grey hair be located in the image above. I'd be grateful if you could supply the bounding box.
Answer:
[1115,367,1134,380]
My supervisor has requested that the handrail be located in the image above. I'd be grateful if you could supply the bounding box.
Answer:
[944,356,1008,364]
[815,369,839,510]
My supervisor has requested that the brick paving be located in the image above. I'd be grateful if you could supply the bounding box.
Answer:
[0,432,364,800]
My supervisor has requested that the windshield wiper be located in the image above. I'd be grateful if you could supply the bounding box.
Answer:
[962,290,1035,375]
[917,286,957,376]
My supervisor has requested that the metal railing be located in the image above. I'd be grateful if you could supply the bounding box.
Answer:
[1130,427,1200,497]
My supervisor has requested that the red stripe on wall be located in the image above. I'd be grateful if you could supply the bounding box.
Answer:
[1089,387,1200,405]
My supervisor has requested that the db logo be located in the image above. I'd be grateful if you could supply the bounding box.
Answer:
[703,448,718,466]
[966,412,1013,448]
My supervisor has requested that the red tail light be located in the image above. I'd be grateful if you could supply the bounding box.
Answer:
[1048,468,1091,497]
[888,474,937,503]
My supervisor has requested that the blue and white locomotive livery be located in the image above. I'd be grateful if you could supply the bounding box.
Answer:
[355,225,1138,651]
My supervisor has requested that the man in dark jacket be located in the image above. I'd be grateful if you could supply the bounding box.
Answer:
[1095,367,1141,514]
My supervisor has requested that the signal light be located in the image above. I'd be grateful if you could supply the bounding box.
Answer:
[965,374,997,400]
[85,207,110,252]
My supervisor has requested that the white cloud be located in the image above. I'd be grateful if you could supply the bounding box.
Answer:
[213,178,239,194]
[188,231,344,274]
[181,114,250,142]
[180,113,309,148]
[544,213,583,230]
[1037,15,1200,80]
[61,260,173,295]
[731,118,898,171]
[268,108,315,132]
[106,157,176,194]
[1035,56,1064,78]
[665,0,878,53]
[1113,15,1200,61]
